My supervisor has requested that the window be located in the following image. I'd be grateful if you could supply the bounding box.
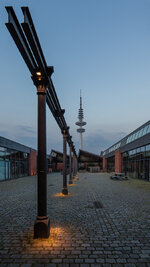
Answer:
[142,125,149,136]
[141,146,145,152]
[129,150,133,156]
[136,131,140,139]
[132,149,137,155]
[126,123,150,145]
[146,144,150,157]
[137,147,141,153]
[146,144,150,151]
[138,128,144,138]
[0,160,5,181]
[134,131,139,140]
[147,125,150,134]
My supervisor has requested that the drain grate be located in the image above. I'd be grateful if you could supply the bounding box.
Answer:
[93,201,103,209]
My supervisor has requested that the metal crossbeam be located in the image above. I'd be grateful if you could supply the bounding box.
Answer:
[21,7,47,75]
[5,6,77,157]
[5,6,37,74]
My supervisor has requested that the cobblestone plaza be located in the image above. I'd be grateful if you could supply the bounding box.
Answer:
[1,173,150,266]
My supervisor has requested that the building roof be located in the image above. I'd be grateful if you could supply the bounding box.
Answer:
[50,149,69,162]
[78,149,101,162]
[101,120,150,158]
[0,136,31,153]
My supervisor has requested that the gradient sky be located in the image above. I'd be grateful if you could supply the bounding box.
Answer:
[1,0,150,155]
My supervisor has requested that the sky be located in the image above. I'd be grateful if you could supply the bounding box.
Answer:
[1,0,150,155]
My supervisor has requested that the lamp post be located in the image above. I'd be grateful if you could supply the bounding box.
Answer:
[76,156,78,176]
[72,152,76,177]
[62,130,68,195]
[75,156,78,177]
[32,72,50,238]
[69,144,73,184]
[5,5,78,238]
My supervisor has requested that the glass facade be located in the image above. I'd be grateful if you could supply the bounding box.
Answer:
[107,156,115,172]
[0,146,29,181]
[123,144,150,180]
[126,123,150,144]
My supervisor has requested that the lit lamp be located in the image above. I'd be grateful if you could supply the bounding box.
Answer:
[36,71,42,81]
[36,71,42,76]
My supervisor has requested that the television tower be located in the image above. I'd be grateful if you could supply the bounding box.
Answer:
[76,91,86,149]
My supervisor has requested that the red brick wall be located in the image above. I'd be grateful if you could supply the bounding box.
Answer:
[102,157,107,171]
[28,149,37,176]
[51,162,63,172]
[57,163,63,171]
[115,150,122,173]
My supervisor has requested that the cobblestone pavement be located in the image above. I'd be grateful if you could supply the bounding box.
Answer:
[1,172,150,266]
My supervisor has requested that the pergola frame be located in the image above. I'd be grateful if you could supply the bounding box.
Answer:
[5,6,77,238]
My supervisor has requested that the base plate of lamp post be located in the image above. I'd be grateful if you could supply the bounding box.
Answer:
[62,187,68,195]
[34,216,50,239]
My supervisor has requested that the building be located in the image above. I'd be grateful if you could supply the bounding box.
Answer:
[0,136,50,181]
[101,120,150,180]
[50,149,69,172]
[78,149,102,171]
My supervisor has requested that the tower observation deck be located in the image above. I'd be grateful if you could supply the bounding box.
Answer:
[75,91,87,149]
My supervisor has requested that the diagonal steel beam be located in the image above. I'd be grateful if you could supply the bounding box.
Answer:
[5,6,37,74]
[21,7,47,75]
[21,7,68,132]
[5,6,77,156]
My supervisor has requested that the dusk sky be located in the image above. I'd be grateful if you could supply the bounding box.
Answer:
[1,0,150,155]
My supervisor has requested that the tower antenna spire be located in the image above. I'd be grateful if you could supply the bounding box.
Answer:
[75,90,87,150]
[80,90,82,109]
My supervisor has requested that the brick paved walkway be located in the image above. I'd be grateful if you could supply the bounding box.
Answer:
[0,172,150,266]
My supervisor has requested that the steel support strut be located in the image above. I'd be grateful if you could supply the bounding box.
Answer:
[62,131,68,195]
[69,145,73,184]
[32,76,50,238]
[75,156,79,179]
[75,157,77,176]
[73,153,75,177]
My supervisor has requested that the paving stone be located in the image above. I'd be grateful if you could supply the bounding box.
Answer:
[51,259,62,263]
[62,259,74,263]
[84,259,95,263]
[106,259,116,263]
[96,259,105,263]
[0,173,150,264]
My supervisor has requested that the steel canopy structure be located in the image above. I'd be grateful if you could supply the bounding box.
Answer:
[5,6,77,238]
[5,6,76,138]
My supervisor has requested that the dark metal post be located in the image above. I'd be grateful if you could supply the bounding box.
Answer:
[75,156,77,176]
[62,131,68,195]
[72,153,75,177]
[69,145,73,184]
[76,156,78,174]
[32,75,50,238]
[76,156,79,180]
